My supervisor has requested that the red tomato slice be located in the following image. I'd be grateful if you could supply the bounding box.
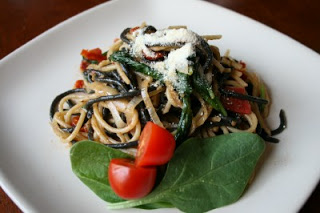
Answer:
[74,80,84,89]
[142,51,164,61]
[221,87,252,114]
[81,48,106,62]
[71,116,88,132]
[130,26,140,33]
[80,60,89,71]
[108,158,157,199]
[136,122,175,167]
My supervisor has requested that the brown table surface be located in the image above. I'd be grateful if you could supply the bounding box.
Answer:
[0,0,319,212]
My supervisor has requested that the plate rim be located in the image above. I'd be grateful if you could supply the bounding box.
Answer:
[0,0,319,212]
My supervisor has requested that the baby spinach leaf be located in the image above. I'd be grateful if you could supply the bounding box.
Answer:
[70,141,133,203]
[108,133,265,212]
[136,202,174,210]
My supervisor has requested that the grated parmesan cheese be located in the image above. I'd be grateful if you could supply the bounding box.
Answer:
[166,43,194,75]
[130,28,199,89]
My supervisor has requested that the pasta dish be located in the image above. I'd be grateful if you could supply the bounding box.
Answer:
[50,23,285,155]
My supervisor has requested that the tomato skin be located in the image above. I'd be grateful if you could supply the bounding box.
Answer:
[142,51,164,61]
[136,122,176,167]
[130,26,140,33]
[80,60,89,71]
[71,116,88,132]
[74,80,84,89]
[108,159,157,199]
[71,116,79,126]
[221,87,252,114]
[81,48,106,62]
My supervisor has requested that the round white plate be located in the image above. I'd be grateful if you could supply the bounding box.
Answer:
[1,0,319,212]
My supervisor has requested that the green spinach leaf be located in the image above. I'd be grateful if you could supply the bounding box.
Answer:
[108,133,265,212]
[136,202,174,210]
[70,141,133,203]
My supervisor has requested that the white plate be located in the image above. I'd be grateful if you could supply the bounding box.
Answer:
[1,0,319,212]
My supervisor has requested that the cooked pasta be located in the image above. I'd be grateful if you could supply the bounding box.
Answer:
[50,23,286,154]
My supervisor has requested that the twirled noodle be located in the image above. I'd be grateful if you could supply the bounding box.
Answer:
[115,62,131,84]
[227,112,258,133]
[141,78,164,127]
[93,103,138,134]
[50,24,276,151]
[165,82,182,108]
[231,70,248,87]
[107,39,123,59]
[190,93,212,134]
[246,72,271,135]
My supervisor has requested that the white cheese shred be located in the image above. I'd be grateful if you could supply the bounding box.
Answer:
[131,28,199,89]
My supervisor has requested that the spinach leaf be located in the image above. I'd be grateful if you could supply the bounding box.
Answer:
[174,73,193,145]
[174,95,192,146]
[70,141,133,203]
[110,51,164,81]
[108,133,265,212]
[136,202,174,210]
[192,67,227,116]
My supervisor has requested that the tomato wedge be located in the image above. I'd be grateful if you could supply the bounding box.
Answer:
[135,122,175,167]
[108,158,157,199]
[221,87,252,114]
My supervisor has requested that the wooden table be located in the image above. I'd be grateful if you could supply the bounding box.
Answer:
[0,0,319,212]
